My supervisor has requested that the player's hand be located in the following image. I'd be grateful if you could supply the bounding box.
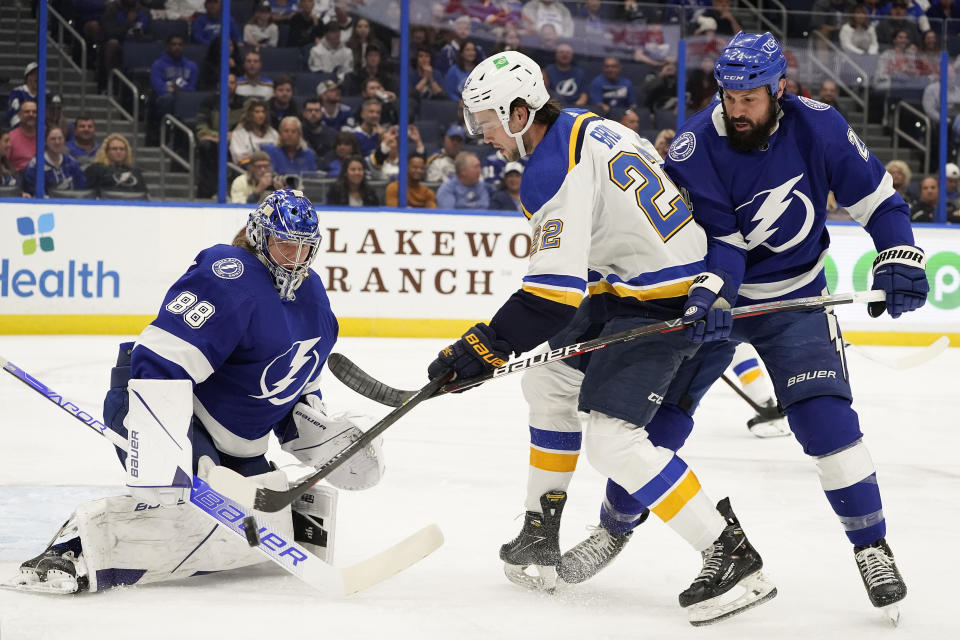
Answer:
[427,323,511,388]
[868,245,928,318]
[683,273,732,343]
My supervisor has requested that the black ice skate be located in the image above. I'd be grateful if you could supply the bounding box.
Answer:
[679,498,777,626]
[499,491,566,592]
[854,538,906,625]
[556,511,647,584]
[4,549,87,595]
[746,401,790,438]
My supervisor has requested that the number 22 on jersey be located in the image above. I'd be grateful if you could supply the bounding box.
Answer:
[607,151,692,242]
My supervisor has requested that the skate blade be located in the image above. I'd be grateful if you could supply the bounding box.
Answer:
[881,604,901,626]
[503,563,558,593]
[687,570,777,626]
[748,418,791,438]
[1,572,79,595]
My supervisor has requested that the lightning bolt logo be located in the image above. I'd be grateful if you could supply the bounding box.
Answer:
[251,338,322,405]
[737,174,815,253]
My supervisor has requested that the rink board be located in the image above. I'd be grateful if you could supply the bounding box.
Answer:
[0,201,958,345]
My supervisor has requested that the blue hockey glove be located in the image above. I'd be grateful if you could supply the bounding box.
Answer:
[683,273,733,343]
[868,245,928,319]
[427,323,512,386]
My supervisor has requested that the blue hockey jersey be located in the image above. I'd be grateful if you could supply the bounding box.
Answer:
[130,244,339,457]
[663,93,915,302]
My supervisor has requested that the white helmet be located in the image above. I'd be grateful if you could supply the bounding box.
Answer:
[461,51,550,158]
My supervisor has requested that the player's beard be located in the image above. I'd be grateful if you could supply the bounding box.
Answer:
[723,98,779,153]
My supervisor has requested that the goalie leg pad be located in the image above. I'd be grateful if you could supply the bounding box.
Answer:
[292,485,338,563]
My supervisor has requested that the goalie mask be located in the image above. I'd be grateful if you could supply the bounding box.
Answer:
[246,189,321,301]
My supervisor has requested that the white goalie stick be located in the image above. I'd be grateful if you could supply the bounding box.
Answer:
[844,335,950,370]
[0,356,443,596]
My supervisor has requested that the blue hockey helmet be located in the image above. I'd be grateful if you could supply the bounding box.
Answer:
[714,32,787,97]
[246,189,321,301]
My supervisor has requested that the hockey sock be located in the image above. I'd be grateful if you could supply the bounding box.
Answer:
[600,479,649,535]
[525,426,580,512]
[730,346,777,408]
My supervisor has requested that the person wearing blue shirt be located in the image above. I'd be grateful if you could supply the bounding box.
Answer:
[65,116,101,166]
[347,99,382,156]
[149,35,199,140]
[436,151,491,209]
[22,127,88,197]
[488,161,524,212]
[5,62,38,129]
[588,57,636,114]
[317,80,355,132]
[261,117,319,178]
[443,41,480,102]
[194,0,243,45]
[544,44,588,107]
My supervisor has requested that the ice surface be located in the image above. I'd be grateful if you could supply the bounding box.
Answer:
[0,335,957,639]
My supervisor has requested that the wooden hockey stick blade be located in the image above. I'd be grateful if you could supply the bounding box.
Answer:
[847,335,950,370]
[340,524,444,595]
[253,372,453,513]
[329,290,887,404]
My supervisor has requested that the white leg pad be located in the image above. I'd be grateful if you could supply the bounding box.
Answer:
[292,485,338,563]
[584,412,675,494]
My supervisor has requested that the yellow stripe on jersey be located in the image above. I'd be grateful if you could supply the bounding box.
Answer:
[521,284,584,307]
[530,448,579,473]
[651,470,702,522]
[520,202,533,220]
[567,112,598,171]
[588,279,694,301]
[739,370,762,385]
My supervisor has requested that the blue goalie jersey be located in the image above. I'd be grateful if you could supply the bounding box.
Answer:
[663,93,915,302]
[130,244,339,457]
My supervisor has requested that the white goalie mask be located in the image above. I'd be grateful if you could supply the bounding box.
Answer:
[461,51,551,158]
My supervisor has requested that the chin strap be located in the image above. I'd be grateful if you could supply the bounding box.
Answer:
[507,106,540,158]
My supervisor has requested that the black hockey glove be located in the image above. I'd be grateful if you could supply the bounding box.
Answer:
[427,323,512,389]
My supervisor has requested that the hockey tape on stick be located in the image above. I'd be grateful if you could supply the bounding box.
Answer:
[328,290,887,406]
[1,356,443,593]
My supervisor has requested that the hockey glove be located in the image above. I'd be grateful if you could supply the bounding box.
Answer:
[683,273,733,343]
[427,322,512,386]
[868,245,928,318]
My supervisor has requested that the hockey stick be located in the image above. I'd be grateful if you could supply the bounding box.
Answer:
[718,373,782,420]
[0,356,443,595]
[328,290,888,407]
[844,335,950,370]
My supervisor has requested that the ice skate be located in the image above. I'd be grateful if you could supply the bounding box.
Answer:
[556,511,646,584]
[854,538,906,626]
[679,498,777,626]
[746,401,790,438]
[3,549,87,595]
[499,491,566,592]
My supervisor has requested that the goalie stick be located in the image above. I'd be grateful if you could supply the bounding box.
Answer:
[327,290,888,407]
[0,356,443,595]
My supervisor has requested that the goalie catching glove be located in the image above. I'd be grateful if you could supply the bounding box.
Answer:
[868,245,928,318]
[427,322,512,386]
[279,394,385,490]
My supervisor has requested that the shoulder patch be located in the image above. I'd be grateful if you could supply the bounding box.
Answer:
[846,127,869,161]
[668,132,696,162]
[798,96,830,111]
[212,257,245,280]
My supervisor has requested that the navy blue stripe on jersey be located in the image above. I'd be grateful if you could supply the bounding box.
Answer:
[489,288,578,355]
[521,273,586,307]
[519,108,590,216]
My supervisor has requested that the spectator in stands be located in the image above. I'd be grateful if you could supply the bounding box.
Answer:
[489,161,523,212]
[317,80,355,131]
[244,1,280,48]
[687,55,720,112]
[5,62,38,129]
[443,41,479,102]
[521,0,575,38]
[308,23,354,79]
[840,4,880,54]
[426,125,465,183]
[386,154,436,208]
[84,133,148,198]
[267,0,299,21]
[881,0,932,32]
[236,50,275,99]
[885,159,918,205]
[874,29,924,89]
[345,43,398,96]
[46,95,68,139]
[321,131,361,176]
[92,0,151,92]
[876,0,922,47]
[8,101,38,172]
[817,80,846,119]
[437,152,491,209]
[230,98,280,164]
[194,0,242,45]
[945,162,960,204]
[411,46,445,100]
[261,116,318,178]
[700,0,741,36]
[436,16,485,76]
[619,109,641,133]
[370,124,425,181]
[268,75,299,129]
[915,29,942,78]
[323,1,356,42]
[199,35,242,90]
[150,34,199,140]
[589,57,636,114]
[230,150,279,203]
[66,116,101,167]
[927,0,960,38]
[643,61,679,124]
[347,18,384,69]
[785,78,813,98]
[0,129,18,188]
[921,58,960,125]
[910,175,948,221]
[300,97,331,156]
[22,127,88,197]
[347,98,383,156]
[326,154,380,206]
[575,0,610,42]
[289,0,324,47]
[152,0,204,21]
[810,0,856,50]
[196,74,246,197]
[654,128,675,159]
[544,43,588,107]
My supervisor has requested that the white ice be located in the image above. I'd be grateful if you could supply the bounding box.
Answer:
[0,335,957,639]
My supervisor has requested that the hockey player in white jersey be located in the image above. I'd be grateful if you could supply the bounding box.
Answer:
[559,33,926,622]
[8,190,384,594]
[424,51,776,626]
